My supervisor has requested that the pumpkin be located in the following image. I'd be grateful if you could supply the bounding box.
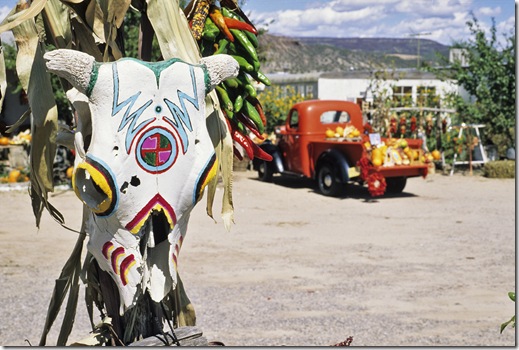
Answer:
[0,136,10,146]
[8,169,21,183]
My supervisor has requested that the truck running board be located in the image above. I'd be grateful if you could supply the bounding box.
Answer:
[280,171,306,178]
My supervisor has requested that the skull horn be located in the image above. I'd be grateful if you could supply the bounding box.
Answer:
[201,54,239,91]
[44,49,96,96]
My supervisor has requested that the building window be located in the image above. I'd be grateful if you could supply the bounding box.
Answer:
[306,84,314,98]
[392,86,412,107]
[417,86,439,107]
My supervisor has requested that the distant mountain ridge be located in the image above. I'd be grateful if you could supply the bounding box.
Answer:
[258,34,451,74]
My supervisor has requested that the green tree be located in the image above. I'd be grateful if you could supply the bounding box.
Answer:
[436,15,515,157]
[258,85,310,133]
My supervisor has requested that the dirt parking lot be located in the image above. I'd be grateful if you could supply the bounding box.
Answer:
[0,169,516,346]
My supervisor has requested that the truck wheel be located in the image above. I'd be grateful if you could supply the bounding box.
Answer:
[257,160,273,182]
[317,163,342,197]
[386,176,407,193]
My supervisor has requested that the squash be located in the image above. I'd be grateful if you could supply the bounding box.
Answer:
[0,136,10,146]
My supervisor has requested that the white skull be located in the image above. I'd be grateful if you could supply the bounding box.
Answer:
[44,49,238,312]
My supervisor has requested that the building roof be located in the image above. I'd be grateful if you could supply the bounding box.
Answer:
[320,69,443,80]
[267,69,447,83]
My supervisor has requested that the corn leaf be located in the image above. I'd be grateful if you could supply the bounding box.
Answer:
[146,0,235,227]
[205,92,234,230]
[63,0,106,46]
[11,11,58,225]
[0,0,47,34]
[39,233,86,346]
[0,5,17,27]
[145,0,199,63]
[70,16,103,60]
[0,44,6,115]
[98,0,130,61]
[6,108,31,133]
[42,0,72,49]
[105,0,131,28]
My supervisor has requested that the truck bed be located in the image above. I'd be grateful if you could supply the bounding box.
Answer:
[309,139,428,180]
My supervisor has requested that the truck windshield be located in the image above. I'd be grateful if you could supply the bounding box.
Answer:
[320,111,350,124]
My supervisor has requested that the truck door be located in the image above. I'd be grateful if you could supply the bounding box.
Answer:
[279,109,303,174]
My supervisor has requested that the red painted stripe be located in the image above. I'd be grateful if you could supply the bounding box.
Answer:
[111,247,124,273]
[119,254,135,286]
[125,193,177,232]
[102,241,114,259]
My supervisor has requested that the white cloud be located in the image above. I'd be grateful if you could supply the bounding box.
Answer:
[327,0,400,11]
[0,5,11,22]
[254,3,395,38]
[477,6,502,16]
[0,6,15,44]
[394,0,473,17]
[247,0,514,45]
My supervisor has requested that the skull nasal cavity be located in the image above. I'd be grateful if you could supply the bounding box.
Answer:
[151,210,169,245]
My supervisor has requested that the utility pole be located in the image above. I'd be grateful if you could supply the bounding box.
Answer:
[409,32,432,69]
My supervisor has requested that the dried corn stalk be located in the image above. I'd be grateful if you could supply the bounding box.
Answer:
[0,0,236,345]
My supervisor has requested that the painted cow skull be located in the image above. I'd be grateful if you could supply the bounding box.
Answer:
[44,49,238,313]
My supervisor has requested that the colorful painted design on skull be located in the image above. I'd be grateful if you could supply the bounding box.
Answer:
[136,127,178,173]
[73,155,119,217]
[102,241,137,287]
[44,49,239,311]
[125,193,177,235]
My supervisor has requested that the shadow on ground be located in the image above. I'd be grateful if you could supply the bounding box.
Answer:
[249,174,417,202]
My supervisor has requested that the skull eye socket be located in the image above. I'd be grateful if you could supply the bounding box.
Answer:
[72,157,117,216]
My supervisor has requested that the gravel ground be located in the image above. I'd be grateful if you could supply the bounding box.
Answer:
[0,169,516,346]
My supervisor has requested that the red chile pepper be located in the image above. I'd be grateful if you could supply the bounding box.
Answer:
[410,116,417,133]
[255,101,267,127]
[252,142,273,161]
[223,17,258,35]
[233,145,244,161]
[236,112,264,140]
[248,97,267,126]
[363,122,373,134]
[231,128,254,159]
[225,116,251,159]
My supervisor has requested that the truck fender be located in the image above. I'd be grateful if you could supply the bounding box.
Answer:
[315,149,350,183]
[253,141,284,173]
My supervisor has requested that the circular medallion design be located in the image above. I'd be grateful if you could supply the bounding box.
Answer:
[136,127,178,173]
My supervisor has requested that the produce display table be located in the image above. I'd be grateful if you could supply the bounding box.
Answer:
[0,144,29,169]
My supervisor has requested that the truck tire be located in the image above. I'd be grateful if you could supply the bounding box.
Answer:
[317,163,342,197]
[257,160,274,182]
[386,176,407,193]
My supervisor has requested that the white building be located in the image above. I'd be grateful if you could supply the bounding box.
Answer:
[267,69,462,109]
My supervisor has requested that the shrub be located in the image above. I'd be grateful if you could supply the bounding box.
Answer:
[483,160,515,178]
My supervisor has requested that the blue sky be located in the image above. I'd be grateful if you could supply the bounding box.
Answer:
[0,0,515,46]
[242,0,515,46]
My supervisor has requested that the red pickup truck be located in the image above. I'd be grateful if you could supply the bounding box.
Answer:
[253,99,429,196]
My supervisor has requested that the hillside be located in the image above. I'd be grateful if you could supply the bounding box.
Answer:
[258,34,450,74]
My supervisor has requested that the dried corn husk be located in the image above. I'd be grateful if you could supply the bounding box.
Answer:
[147,0,234,230]
[11,6,59,226]
[0,44,6,115]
